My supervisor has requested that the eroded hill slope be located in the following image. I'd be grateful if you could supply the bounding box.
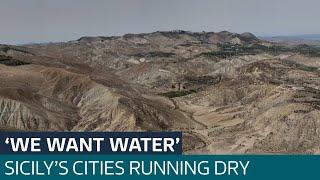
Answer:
[0,31,319,153]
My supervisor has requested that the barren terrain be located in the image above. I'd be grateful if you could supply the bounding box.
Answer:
[0,31,319,154]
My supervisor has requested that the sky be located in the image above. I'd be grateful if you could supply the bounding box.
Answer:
[0,0,319,44]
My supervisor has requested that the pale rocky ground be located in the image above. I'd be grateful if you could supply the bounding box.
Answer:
[0,31,319,154]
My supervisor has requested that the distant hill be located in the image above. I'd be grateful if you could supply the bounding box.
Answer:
[269,34,320,40]
[261,34,320,46]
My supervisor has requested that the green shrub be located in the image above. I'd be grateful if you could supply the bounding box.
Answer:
[159,90,196,98]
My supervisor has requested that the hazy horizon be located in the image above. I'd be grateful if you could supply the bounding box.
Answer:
[10,32,320,46]
[1,0,320,44]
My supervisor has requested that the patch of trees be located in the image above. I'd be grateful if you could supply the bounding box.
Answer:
[184,75,222,85]
[281,60,319,72]
[292,44,320,57]
[0,55,30,66]
[0,46,31,54]
[159,89,197,98]
[201,43,320,58]
[201,43,268,58]
[132,51,175,58]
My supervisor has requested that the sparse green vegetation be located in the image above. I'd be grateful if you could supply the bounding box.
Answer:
[294,94,306,98]
[305,87,320,97]
[293,44,320,57]
[201,42,320,58]
[0,46,11,53]
[133,51,175,58]
[0,46,31,54]
[201,43,257,58]
[201,43,292,58]
[282,60,319,72]
[0,55,30,66]
[159,89,196,98]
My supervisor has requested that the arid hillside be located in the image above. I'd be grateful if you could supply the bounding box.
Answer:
[0,31,319,154]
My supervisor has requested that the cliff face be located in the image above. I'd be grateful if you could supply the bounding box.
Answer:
[0,31,319,154]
